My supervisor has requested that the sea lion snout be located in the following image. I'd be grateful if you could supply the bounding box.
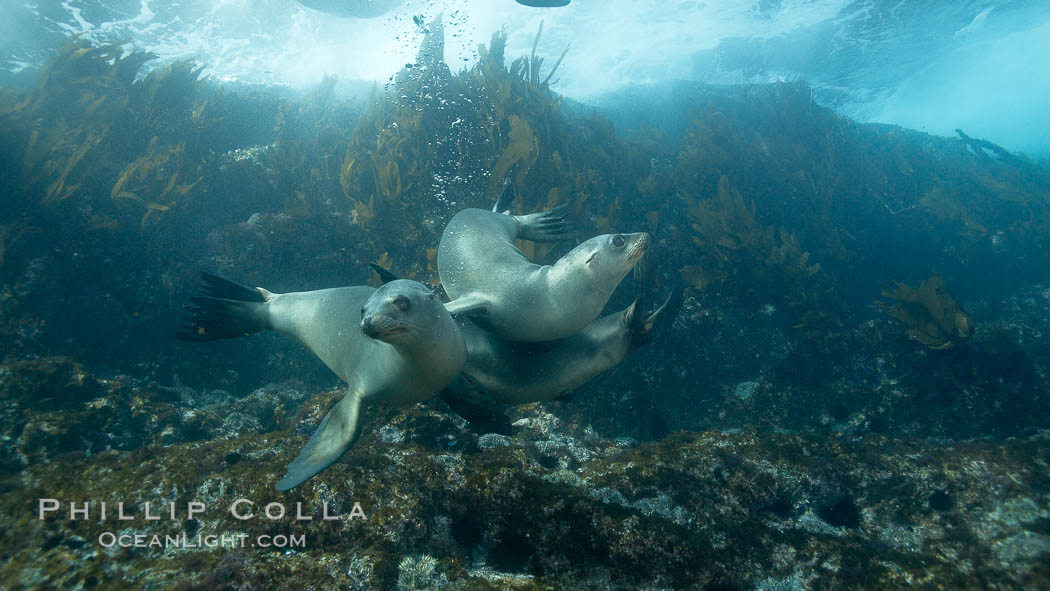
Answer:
[635,232,651,250]
[626,232,651,262]
[361,313,409,339]
[361,315,394,338]
[361,315,378,337]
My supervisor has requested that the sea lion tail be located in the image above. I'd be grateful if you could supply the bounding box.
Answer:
[276,391,364,491]
[176,272,269,341]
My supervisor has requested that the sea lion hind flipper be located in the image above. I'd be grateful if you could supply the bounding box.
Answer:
[627,281,684,349]
[514,203,575,242]
[369,262,401,285]
[645,282,685,343]
[624,253,653,334]
[444,295,491,319]
[276,392,364,491]
[176,294,268,342]
[176,272,269,341]
[493,178,515,214]
[198,272,266,302]
[440,375,513,435]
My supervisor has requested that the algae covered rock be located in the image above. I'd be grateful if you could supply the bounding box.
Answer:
[4,395,1048,590]
[0,355,101,410]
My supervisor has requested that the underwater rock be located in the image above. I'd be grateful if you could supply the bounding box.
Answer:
[4,393,1049,589]
[0,355,100,410]
[0,357,321,475]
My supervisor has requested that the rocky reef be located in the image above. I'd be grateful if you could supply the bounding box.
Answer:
[2,359,1048,589]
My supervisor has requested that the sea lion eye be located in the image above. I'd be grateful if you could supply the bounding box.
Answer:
[613,235,625,247]
[394,297,410,311]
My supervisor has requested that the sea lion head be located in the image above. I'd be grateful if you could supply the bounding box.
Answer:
[360,280,446,345]
[563,232,650,283]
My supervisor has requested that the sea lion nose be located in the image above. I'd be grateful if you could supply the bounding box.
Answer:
[361,316,377,337]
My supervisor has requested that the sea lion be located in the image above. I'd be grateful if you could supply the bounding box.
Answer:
[177,273,465,490]
[453,283,682,406]
[437,204,650,342]
[372,262,683,424]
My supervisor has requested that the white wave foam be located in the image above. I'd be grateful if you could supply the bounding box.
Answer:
[2,0,1047,155]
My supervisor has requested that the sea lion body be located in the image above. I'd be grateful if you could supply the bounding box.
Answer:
[264,283,464,406]
[457,282,681,404]
[457,308,636,404]
[438,207,650,342]
[439,272,684,428]
[178,276,465,490]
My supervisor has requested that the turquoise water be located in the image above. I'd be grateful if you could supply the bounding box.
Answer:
[1,2,1049,589]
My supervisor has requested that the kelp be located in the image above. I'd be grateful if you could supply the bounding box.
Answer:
[919,186,988,242]
[40,125,108,204]
[3,26,1045,349]
[322,15,643,274]
[880,273,973,349]
[261,74,359,224]
[680,176,824,312]
[110,138,203,227]
[2,37,213,228]
[0,221,40,274]
[626,79,1050,341]
[487,115,538,200]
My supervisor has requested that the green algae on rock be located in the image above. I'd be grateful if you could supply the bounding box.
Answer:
[4,391,1049,590]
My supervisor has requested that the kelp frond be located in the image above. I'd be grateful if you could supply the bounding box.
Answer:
[880,273,973,349]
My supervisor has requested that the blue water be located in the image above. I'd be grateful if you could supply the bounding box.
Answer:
[2,0,1048,158]
[3,3,1050,588]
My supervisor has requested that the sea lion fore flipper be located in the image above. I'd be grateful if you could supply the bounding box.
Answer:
[514,203,574,242]
[444,294,491,319]
[276,390,365,491]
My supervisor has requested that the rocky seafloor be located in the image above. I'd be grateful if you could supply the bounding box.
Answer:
[2,356,1048,590]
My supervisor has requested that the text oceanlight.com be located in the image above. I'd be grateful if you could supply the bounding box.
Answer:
[97,532,306,549]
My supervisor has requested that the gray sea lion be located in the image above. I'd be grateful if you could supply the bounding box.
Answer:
[177,273,465,490]
[438,204,650,342]
[453,284,682,406]
[371,262,683,424]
